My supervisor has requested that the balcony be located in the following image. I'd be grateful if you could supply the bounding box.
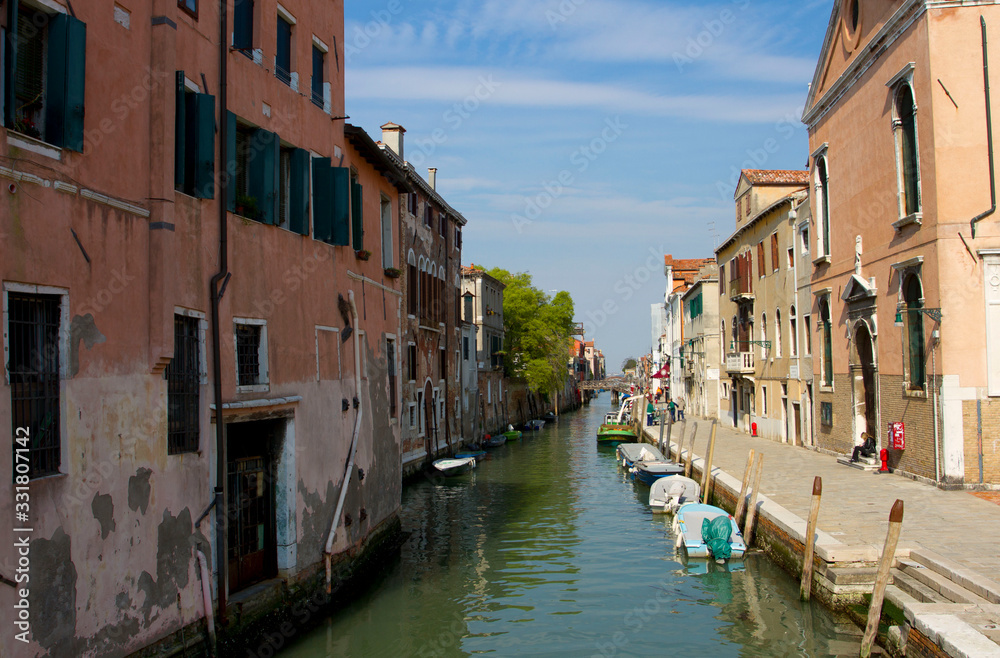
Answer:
[725,352,755,375]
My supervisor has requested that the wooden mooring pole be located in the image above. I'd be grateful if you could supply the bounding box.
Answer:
[800,477,823,601]
[860,500,905,658]
[734,450,755,529]
[744,454,764,545]
[700,421,718,504]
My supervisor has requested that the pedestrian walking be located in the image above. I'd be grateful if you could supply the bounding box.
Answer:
[667,398,676,423]
[676,397,685,421]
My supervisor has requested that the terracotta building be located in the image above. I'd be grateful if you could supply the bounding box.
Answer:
[1,0,411,655]
[803,0,1000,484]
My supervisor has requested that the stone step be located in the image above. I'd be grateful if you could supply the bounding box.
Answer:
[908,548,1000,604]
[836,455,880,471]
[898,559,991,605]
[890,568,946,604]
[885,583,920,612]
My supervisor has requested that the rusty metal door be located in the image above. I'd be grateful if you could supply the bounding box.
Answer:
[227,426,277,593]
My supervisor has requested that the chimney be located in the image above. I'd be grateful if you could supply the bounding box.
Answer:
[381,122,405,160]
[428,168,437,190]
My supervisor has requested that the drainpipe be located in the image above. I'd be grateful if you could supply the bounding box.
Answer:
[196,550,217,657]
[208,0,231,624]
[932,334,940,484]
[324,290,364,593]
[972,16,996,239]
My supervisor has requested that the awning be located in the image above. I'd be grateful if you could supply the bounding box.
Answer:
[651,363,670,379]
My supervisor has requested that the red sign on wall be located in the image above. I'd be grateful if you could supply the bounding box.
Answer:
[889,422,905,450]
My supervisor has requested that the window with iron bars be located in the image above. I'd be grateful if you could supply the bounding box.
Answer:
[236,323,263,386]
[167,315,200,454]
[8,293,61,478]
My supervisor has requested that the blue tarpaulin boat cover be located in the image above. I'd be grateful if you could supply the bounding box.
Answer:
[702,516,733,560]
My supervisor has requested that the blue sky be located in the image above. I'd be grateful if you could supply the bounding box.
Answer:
[344,0,833,373]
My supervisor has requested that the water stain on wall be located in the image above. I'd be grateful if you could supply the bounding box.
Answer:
[91,492,116,539]
[128,467,153,514]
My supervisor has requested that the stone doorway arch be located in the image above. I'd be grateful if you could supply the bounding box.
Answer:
[852,322,878,447]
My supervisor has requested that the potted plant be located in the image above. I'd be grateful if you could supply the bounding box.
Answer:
[355,249,372,261]
[383,267,402,279]
[234,193,259,221]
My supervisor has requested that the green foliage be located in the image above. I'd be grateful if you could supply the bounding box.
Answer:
[621,357,638,372]
[486,268,576,394]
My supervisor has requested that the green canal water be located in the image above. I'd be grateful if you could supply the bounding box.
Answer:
[283,400,857,657]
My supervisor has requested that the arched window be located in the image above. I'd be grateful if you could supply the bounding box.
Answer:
[894,83,921,218]
[816,156,831,257]
[905,274,926,389]
[790,305,798,357]
[775,309,783,358]
[731,316,738,351]
[820,298,833,386]
[760,313,768,357]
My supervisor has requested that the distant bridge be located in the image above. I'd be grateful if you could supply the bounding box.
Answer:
[578,377,633,392]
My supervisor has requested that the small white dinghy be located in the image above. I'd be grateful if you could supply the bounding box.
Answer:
[673,503,746,562]
[615,443,665,469]
[432,457,476,477]
[648,476,700,514]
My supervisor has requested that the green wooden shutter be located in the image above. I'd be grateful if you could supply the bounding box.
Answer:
[175,72,187,191]
[45,13,86,151]
[351,180,363,250]
[3,0,18,128]
[289,148,310,235]
[331,167,350,246]
[250,129,278,224]
[190,93,216,199]
[226,112,237,212]
[312,157,334,242]
[233,0,253,51]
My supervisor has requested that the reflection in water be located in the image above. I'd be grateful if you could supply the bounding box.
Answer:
[283,402,855,657]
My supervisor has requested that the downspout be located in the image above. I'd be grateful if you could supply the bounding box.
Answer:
[324,289,364,593]
[209,0,231,624]
[196,550,217,657]
[972,16,996,239]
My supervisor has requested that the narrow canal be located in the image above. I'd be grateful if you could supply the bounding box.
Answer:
[284,400,856,657]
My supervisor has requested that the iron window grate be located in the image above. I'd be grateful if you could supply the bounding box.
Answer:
[167,316,200,454]
[9,293,61,478]
[236,324,262,386]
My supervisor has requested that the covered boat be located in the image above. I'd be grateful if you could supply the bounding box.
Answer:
[616,443,665,469]
[648,476,700,514]
[632,460,685,486]
[524,419,546,431]
[432,457,476,477]
[597,424,637,446]
[673,503,746,561]
[483,434,507,448]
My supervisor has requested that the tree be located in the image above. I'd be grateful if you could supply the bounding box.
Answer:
[486,268,576,395]
[622,357,638,372]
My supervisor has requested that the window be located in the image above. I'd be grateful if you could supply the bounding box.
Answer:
[407,193,418,216]
[816,156,831,258]
[175,73,216,198]
[893,81,921,220]
[820,299,833,386]
[456,226,462,250]
[407,253,418,316]
[760,313,768,357]
[7,292,62,478]
[788,247,794,270]
[167,315,201,454]
[416,391,425,436]
[439,211,446,238]
[179,0,198,18]
[801,227,810,256]
[3,4,87,151]
[311,43,325,109]
[387,338,397,416]
[233,0,255,56]
[234,320,268,390]
[761,385,768,416]
[491,335,502,369]
[463,336,470,360]
[381,195,393,268]
[440,348,446,381]
[310,155,350,244]
[771,233,779,272]
[820,401,833,426]
[719,262,725,296]
[350,174,364,251]
[276,14,293,86]
[277,145,292,227]
[424,205,433,228]
[804,315,812,355]
[904,274,926,390]
[688,293,703,320]
[775,309,782,358]
[757,242,765,278]
[790,306,798,357]
[407,344,417,382]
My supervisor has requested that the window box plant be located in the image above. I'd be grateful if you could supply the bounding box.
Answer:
[234,193,260,221]
[355,249,372,261]
[383,267,402,279]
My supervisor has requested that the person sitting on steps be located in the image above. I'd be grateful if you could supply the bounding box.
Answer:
[850,432,877,463]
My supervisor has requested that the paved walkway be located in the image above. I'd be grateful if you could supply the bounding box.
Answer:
[660,415,1000,580]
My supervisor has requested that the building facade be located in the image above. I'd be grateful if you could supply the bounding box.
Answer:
[662,255,715,401]
[461,266,507,435]
[378,124,467,476]
[803,0,1000,484]
[1,0,410,655]
[681,264,721,419]
[716,171,811,444]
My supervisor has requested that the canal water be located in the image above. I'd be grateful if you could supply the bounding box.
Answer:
[284,400,857,657]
